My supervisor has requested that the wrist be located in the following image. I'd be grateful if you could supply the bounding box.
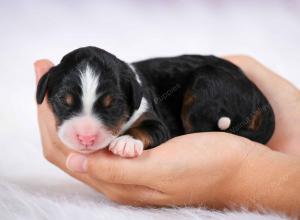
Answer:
[227,143,300,216]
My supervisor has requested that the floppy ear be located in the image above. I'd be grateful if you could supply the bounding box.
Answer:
[129,79,143,110]
[36,72,49,104]
[121,76,143,112]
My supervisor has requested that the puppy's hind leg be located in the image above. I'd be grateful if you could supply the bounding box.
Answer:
[180,80,233,134]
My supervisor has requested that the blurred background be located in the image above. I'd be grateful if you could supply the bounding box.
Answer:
[0,0,299,219]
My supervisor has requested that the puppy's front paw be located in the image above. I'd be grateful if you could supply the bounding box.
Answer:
[109,135,144,157]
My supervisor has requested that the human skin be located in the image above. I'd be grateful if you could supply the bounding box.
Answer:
[34,55,300,217]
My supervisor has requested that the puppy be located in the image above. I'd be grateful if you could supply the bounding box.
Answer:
[36,47,275,157]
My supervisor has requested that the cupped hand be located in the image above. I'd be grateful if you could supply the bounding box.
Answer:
[224,55,300,154]
[34,55,300,207]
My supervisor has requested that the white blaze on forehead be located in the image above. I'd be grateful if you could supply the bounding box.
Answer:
[79,65,99,115]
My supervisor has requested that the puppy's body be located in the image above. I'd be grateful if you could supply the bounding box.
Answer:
[36,47,275,157]
[133,55,275,144]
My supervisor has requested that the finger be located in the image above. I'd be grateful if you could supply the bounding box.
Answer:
[34,59,71,164]
[66,153,168,206]
[65,153,166,205]
[34,58,56,133]
[34,59,56,117]
[103,183,168,206]
[34,59,54,84]
[90,150,158,185]
[67,150,157,186]
[64,153,157,203]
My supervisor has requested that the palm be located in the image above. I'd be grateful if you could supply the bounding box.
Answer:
[267,87,300,153]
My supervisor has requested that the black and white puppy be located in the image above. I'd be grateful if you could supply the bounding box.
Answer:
[36,47,275,157]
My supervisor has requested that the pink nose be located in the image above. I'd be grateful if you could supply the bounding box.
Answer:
[77,134,96,146]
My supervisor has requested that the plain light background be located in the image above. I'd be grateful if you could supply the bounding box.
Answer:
[0,1,299,219]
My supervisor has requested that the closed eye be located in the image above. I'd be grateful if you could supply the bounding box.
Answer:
[65,94,74,106]
[102,95,113,108]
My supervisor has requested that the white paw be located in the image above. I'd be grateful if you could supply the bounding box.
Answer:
[109,135,144,157]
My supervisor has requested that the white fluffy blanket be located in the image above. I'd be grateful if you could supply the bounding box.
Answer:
[0,0,299,219]
[0,181,288,220]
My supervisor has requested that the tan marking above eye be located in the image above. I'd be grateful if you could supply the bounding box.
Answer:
[103,95,113,107]
[65,94,74,106]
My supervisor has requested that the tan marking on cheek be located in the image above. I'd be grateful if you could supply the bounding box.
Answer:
[65,94,74,106]
[181,90,195,133]
[248,109,263,131]
[110,112,152,143]
[103,95,113,107]
[110,112,129,136]
[127,128,152,149]
[110,112,147,136]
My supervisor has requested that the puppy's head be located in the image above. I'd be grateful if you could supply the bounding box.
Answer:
[36,47,142,154]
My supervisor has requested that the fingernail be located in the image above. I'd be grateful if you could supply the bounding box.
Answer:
[66,153,88,173]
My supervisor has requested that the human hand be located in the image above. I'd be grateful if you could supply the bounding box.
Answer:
[34,59,259,206]
[35,57,300,215]
[224,55,300,155]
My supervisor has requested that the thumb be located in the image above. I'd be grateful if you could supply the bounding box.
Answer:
[66,150,156,186]
[34,59,54,85]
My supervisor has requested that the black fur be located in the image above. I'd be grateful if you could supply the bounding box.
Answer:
[36,72,49,104]
[36,46,275,148]
[133,55,275,144]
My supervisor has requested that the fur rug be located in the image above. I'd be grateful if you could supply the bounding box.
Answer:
[0,0,299,219]
[0,181,287,220]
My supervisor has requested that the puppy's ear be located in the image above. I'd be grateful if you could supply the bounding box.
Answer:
[36,72,49,104]
[129,79,143,110]
[121,76,143,112]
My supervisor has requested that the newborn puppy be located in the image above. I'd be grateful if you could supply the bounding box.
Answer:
[36,47,275,157]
